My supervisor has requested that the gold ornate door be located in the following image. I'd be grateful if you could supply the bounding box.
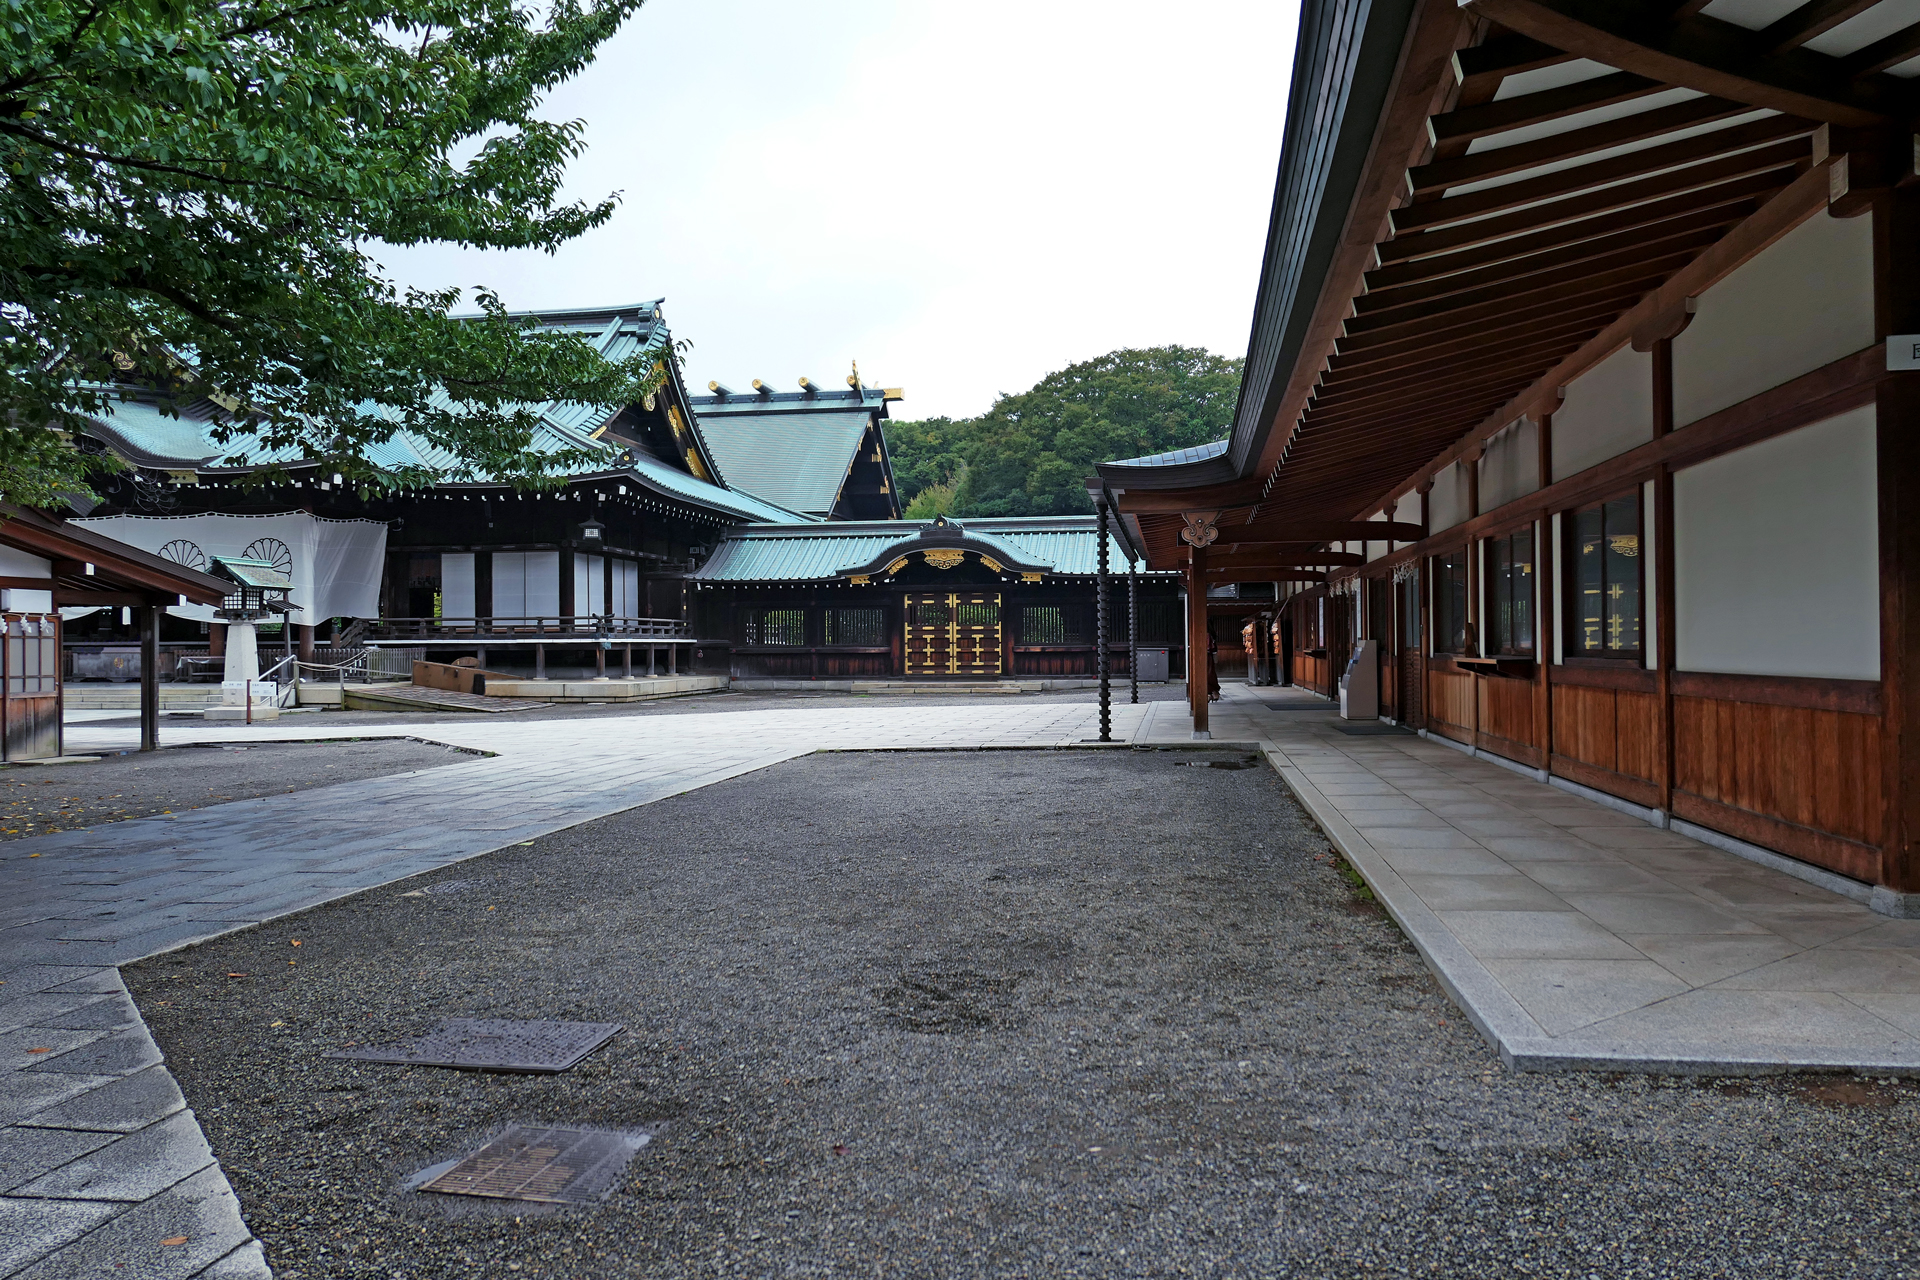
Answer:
[904,592,1001,677]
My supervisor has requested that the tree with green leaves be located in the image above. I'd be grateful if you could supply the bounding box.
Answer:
[1,0,658,505]
[886,346,1243,517]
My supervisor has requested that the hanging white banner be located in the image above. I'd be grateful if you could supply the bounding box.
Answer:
[74,512,388,622]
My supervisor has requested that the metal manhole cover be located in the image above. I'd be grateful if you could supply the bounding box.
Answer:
[325,1019,622,1073]
[418,1125,649,1204]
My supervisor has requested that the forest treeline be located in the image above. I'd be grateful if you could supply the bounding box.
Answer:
[886,346,1243,518]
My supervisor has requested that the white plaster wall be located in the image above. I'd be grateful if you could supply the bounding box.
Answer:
[0,547,51,578]
[1674,210,1875,428]
[1481,418,1540,512]
[1674,405,1879,679]
[1553,345,1652,482]
[1428,460,1470,532]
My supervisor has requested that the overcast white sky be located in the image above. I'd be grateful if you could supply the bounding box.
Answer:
[380,0,1302,421]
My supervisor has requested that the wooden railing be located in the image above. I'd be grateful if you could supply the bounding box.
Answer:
[365,615,690,642]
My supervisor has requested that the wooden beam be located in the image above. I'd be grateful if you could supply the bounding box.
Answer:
[1367,180,1776,290]
[1758,0,1883,55]
[1108,477,1268,510]
[1330,296,1631,372]
[1205,552,1367,572]
[1380,142,1809,263]
[1455,34,1574,98]
[1355,216,1735,315]
[1392,117,1817,234]
[1247,0,1474,516]
[1467,0,1895,126]
[1845,20,1920,79]
[1431,71,1668,145]
[1225,519,1427,544]
[1358,156,1837,521]
[1412,94,1757,195]
[1343,254,1690,340]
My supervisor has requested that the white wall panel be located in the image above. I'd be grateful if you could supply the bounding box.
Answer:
[1674,210,1874,427]
[441,553,474,618]
[1674,406,1879,679]
[1428,460,1470,532]
[1553,345,1652,481]
[1480,418,1540,511]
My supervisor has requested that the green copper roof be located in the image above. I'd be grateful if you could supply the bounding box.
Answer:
[694,410,870,518]
[692,516,1156,582]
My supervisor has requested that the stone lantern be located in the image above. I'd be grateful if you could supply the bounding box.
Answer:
[206,556,296,720]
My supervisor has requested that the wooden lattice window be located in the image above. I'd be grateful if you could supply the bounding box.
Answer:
[742,608,807,646]
[1021,605,1082,644]
[824,608,886,646]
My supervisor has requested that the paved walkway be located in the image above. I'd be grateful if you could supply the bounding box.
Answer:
[1160,684,1920,1073]
[8,686,1918,1275]
[4,699,1145,1278]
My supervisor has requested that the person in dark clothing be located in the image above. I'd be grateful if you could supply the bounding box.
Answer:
[1207,635,1221,702]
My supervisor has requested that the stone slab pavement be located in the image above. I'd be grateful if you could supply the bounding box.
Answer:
[4,698,1147,1278]
[1140,683,1920,1075]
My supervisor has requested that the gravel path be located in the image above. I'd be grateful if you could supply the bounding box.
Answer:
[126,749,1919,1278]
[0,738,474,840]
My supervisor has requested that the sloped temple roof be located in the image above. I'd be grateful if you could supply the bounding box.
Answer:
[76,302,812,527]
[692,383,902,520]
[1093,0,1919,572]
[690,516,1157,583]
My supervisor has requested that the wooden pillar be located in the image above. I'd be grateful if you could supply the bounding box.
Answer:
[1128,561,1139,705]
[596,644,607,678]
[669,643,677,675]
[139,604,160,753]
[535,643,545,680]
[296,623,315,664]
[1877,183,1920,906]
[208,622,226,659]
[1097,499,1111,741]
[1652,339,1678,819]
[623,644,632,678]
[1535,412,1556,770]
[1186,546,1209,737]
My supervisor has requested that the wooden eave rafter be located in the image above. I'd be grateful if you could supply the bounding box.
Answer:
[1465,0,1913,126]
[1113,0,1914,572]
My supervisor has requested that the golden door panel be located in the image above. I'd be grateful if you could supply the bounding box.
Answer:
[904,592,1001,677]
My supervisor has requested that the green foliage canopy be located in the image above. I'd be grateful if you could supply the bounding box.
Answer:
[1,0,658,504]
[886,346,1243,518]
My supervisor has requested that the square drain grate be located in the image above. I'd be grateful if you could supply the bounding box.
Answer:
[418,1125,648,1204]
[325,1018,621,1073]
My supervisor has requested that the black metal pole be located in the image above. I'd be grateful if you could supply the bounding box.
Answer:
[139,604,159,753]
[1097,499,1111,741]
[1128,559,1138,704]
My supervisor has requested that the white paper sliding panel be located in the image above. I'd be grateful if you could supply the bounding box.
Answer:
[611,559,640,617]
[523,551,560,618]
[1674,212,1874,429]
[492,552,526,619]
[573,553,606,620]
[441,553,475,618]
[1553,345,1652,482]
[1674,406,1879,680]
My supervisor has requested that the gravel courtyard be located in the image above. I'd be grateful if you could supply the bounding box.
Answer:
[127,749,1919,1279]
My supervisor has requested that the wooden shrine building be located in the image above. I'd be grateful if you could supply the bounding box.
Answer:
[1094,0,1920,914]
[689,515,1183,681]
[63,302,816,677]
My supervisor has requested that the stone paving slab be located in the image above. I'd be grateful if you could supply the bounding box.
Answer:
[1155,684,1920,1075]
